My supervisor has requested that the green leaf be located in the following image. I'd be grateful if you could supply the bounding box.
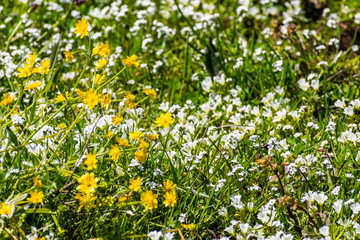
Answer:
[7,193,28,203]
[25,208,57,215]
[6,126,19,146]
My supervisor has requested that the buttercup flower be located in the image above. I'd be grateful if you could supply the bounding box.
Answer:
[74,18,89,38]
[76,172,98,194]
[27,189,44,204]
[122,55,140,67]
[64,50,74,63]
[141,190,158,210]
[155,112,174,128]
[129,176,141,191]
[84,153,98,171]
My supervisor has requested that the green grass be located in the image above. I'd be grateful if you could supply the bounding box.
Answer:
[0,0,359,239]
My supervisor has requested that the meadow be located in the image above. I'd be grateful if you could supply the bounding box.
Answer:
[0,0,360,239]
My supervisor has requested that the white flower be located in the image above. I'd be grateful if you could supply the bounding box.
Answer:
[354,222,360,234]
[178,213,186,223]
[219,207,228,216]
[147,231,162,240]
[350,203,360,215]
[298,78,310,91]
[311,79,319,90]
[344,106,354,116]
[239,223,250,233]
[230,195,244,210]
[11,114,25,125]
[201,77,212,92]
[164,232,174,240]
[333,200,343,214]
[334,99,346,109]
[319,226,329,237]
[247,202,254,211]
[224,225,235,235]
[314,192,328,205]
[273,60,283,72]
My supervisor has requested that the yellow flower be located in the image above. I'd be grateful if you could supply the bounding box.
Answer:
[17,63,33,78]
[40,59,50,74]
[55,92,69,103]
[162,180,176,193]
[119,193,131,203]
[122,55,140,67]
[99,93,111,107]
[76,172,98,194]
[74,18,89,38]
[107,131,114,138]
[95,58,107,69]
[98,196,114,207]
[25,81,42,90]
[112,113,123,126]
[33,177,44,188]
[0,93,15,106]
[140,190,158,210]
[163,191,176,207]
[129,129,143,142]
[145,133,158,142]
[143,89,157,100]
[82,89,99,110]
[139,140,149,149]
[58,123,67,129]
[84,153,97,171]
[129,176,141,191]
[0,202,14,217]
[27,189,44,204]
[155,112,174,128]
[93,74,106,85]
[134,148,148,163]
[34,237,46,240]
[124,91,138,109]
[182,223,196,231]
[26,52,37,66]
[74,193,97,212]
[63,50,74,63]
[109,144,121,161]
[75,88,84,96]
[92,43,110,57]
[115,137,131,147]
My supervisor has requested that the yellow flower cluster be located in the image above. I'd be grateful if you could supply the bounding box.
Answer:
[75,172,99,212]
[18,52,50,78]
[162,180,177,208]
[0,93,15,106]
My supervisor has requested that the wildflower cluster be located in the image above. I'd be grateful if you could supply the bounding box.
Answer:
[0,1,360,239]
